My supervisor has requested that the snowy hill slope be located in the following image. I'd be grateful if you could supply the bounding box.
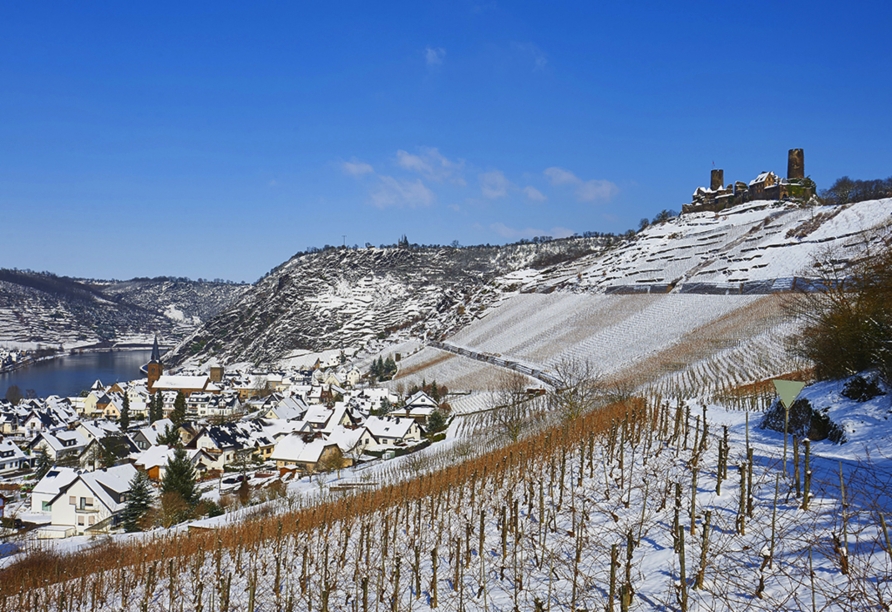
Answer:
[5,379,891,611]
[165,238,611,366]
[395,198,891,393]
[0,271,247,348]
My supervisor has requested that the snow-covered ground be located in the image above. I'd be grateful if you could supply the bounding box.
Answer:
[3,376,891,611]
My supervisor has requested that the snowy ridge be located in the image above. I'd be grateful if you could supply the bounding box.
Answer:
[0,272,246,348]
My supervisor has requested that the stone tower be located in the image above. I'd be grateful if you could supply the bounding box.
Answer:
[787,148,804,181]
[146,335,163,393]
[710,168,724,190]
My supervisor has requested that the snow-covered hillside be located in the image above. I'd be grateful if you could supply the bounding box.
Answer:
[394,198,891,394]
[4,378,890,611]
[0,271,247,349]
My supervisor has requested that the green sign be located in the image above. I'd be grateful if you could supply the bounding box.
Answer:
[772,379,806,409]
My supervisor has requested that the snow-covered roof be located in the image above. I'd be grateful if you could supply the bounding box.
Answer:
[78,420,122,442]
[76,464,137,513]
[32,467,80,497]
[270,434,338,464]
[405,391,438,408]
[363,416,416,440]
[153,375,210,391]
[749,171,776,186]
[138,419,174,447]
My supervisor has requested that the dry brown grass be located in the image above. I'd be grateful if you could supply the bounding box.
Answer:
[0,398,642,599]
[393,351,455,379]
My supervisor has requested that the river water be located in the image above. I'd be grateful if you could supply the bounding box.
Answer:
[0,350,153,399]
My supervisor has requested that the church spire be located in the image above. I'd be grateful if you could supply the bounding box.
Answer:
[150,335,161,363]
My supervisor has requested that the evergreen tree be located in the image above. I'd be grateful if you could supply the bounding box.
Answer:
[161,446,199,509]
[148,393,158,424]
[121,470,153,532]
[33,447,52,480]
[170,391,187,426]
[120,394,130,430]
[158,424,181,448]
[100,436,127,468]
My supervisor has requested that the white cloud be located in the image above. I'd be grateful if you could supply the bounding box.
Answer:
[480,170,511,199]
[576,179,619,202]
[396,147,465,185]
[544,166,580,186]
[544,166,618,202]
[425,46,446,66]
[370,176,435,209]
[512,42,547,71]
[523,186,547,202]
[342,160,374,176]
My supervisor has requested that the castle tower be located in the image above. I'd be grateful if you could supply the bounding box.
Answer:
[787,149,804,181]
[710,168,724,190]
[146,335,163,393]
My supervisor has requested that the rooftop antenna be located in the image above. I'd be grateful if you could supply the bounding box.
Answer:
[342,235,346,247]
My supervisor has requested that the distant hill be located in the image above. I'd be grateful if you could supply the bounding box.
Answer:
[167,198,892,369]
[0,271,248,348]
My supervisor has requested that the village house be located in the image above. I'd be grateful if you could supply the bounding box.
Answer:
[0,438,27,476]
[29,430,89,462]
[152,375,221,397]
[269,433,345,474]
[31,467,80,514]
[131,418,174,451]
[356,416,423,453]
[134,445,216,481]
[37,463,137,537]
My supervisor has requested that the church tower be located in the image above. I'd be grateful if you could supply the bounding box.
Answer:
[147,335,163,393]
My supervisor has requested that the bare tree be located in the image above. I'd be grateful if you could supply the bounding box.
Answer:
[549,357,606,421]
[490,371,536,442]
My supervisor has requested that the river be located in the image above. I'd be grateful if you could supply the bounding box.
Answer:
[0,350,153,399]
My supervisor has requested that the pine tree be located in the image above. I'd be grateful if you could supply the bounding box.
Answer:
[158,424,181,448]
[34,447,52,480]
[148,393,158,424]
[122,470,153,532]
[120,394,130,430]
[162,447,199,509]
[170,391,187,426]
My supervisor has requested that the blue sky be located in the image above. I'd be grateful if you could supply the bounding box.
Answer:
[2,2,890,282]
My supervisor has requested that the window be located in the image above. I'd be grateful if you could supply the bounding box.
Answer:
[77,515,84,526]
[41,501,51,512]
[88,516,95,526]
[69,495,76,506]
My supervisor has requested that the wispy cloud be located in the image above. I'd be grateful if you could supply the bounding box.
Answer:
[342,160,374,176]
[425,46,446,66]
[370,176,435,209]
[490,223,575,240]
[396,147,465,185]
[523,186,547,202]
[479,170,511,199]
[544,166,618,202]
[512,42,547,71]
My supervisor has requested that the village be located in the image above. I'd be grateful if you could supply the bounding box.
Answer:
[0,338,449,539]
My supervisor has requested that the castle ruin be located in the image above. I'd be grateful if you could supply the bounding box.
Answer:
[682,149,813,214]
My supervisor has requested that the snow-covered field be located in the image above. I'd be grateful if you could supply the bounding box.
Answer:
[4,379,891,611]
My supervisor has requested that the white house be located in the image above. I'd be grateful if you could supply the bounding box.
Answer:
[31,467,80,514]
[29,430,89,462]
[134,445,216,481]
[357,416,422,453]
[42,463,137,536]
[0,438,27,476]
[270,434,344,473]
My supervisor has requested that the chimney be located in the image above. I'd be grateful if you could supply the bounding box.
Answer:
[710,169,724,191]
[787,149,804,180]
